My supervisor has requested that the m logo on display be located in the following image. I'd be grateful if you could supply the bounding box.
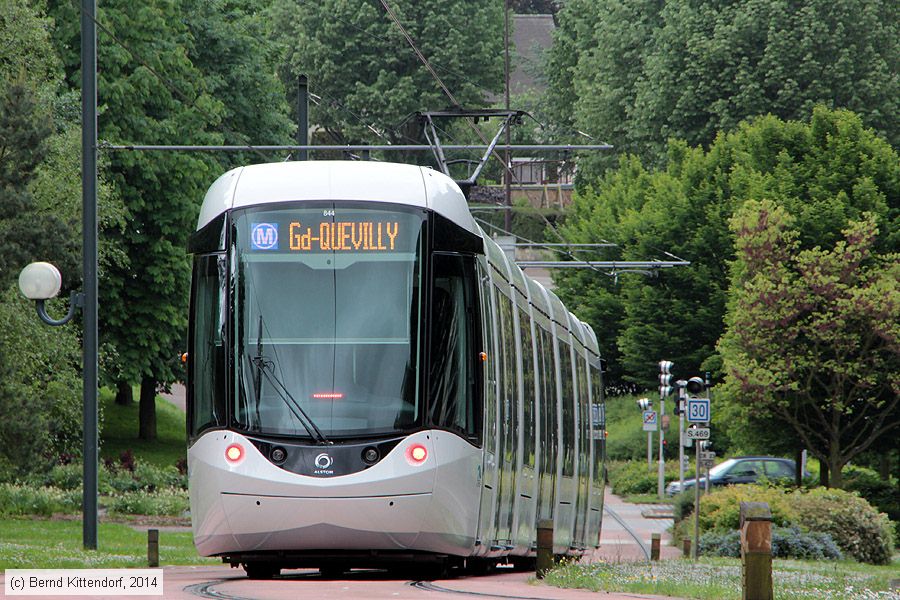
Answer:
[313,452,334,475]
[251,222,279,250]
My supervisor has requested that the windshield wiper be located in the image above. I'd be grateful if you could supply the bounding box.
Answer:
[249,316,330,445]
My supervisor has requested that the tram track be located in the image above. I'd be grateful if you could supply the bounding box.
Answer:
[185,502,652,599]
[602,503,652,561]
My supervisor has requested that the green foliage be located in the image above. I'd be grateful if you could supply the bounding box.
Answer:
[270,0,503,146]
[182,0,294,169]
[692,484,798,532]
[100,388,187,468]
[0,484,81,517]
[719,194,899,485]
[548,0,900,166]
[554,109,900,477]
[700,526,843,560]
[48,0,224,395]
[842,465,900,541]
[27,459,186,494]
[683,484,894,565]
[0,289,85,476]
[105,488,188,516]
[0,519,216,568]
[606,460,692,496]
[791,487,895,565]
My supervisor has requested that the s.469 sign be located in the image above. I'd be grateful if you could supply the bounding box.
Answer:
[686,427,710,440]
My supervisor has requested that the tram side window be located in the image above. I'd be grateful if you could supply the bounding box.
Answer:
[559,340,575,478]
[429,253,479,440]
[518,307,535,465]
[190,254,226,436]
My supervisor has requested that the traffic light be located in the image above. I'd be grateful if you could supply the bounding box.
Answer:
[685,376,705,397]
[659,360,674,399]
[674,380,687,416]
[637,397,652,411]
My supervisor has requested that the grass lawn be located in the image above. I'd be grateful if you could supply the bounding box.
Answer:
[0,518,216,569]
[544,556,900,600]
[100,388,186,468]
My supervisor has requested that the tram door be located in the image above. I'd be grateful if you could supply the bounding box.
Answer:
[494,287,517,545]
[589,361,606,544]
[475,261,499,550]
[573,354,591,548]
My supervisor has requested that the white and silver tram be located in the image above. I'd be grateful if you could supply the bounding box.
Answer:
[186,161,606,578]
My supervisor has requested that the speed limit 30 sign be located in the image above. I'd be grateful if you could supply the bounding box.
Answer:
[686,398,710,423]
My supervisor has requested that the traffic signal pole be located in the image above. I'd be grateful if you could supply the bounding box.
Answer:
[658,361,674,499]
[657,398,665,498]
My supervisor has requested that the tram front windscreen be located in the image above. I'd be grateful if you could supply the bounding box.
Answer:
[231,204,425,439]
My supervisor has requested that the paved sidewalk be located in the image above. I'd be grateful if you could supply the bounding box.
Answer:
[588,487,681,562]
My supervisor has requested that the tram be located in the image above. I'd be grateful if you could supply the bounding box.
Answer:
[186,161,606,578]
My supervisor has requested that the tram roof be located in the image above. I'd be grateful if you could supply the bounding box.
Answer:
[197,161,480,237]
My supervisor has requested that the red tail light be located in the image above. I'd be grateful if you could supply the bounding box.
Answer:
[311,392,344,399]
[225,443,245,464]
[405,443,428,466]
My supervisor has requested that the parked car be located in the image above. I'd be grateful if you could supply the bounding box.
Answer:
[665,456,805,496]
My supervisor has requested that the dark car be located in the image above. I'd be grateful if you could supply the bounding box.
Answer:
[665,456,803,495]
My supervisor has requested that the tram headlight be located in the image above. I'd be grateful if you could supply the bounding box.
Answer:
[225,443,245,464]
[405,443,428,466]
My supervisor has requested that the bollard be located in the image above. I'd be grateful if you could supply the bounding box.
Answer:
[740,502,772,600]
[650,533,661,561]
[148,529,159,568]
[682,538,691,558]
[536,519,554,579]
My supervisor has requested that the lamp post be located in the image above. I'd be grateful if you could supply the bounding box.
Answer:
[17,0,98,551]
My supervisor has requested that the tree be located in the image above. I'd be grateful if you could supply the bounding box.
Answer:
[547,0,899,167]
[48,0,226,438]
[182,0,294,169]
[718,200,899,488]
[554,108,900,393]
[269,0,504,146]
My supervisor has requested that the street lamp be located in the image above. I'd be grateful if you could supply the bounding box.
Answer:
[18,260,97,551]
[18,262,83,326]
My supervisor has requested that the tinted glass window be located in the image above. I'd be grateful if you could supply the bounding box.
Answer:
[518,306,535,465]
[559,340,575,478]
[231,205,425,439]
[429,253,478,439]
[730,460,764,477]
[764,460,795,479]
[190,254,227,435]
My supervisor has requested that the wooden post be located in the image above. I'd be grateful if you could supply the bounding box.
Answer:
[536,519,554,579]
[740,502,772,600]
[148,529,159,568]
[682,538,691,557]
[650,533,661,561]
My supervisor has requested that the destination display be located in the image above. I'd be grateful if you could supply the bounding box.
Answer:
[243,207,422,254]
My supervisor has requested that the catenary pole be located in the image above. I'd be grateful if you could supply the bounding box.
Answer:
[81,0,99,550]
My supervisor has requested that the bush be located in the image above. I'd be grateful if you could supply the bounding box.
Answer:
[695,484,797,531]
[0,483,80,517]
[0,288,88,477]
[697,529,741,557]
[842,465,899,542]
[606,460,693,497]
[790,487,894,565]
[105,488,189,516]
[672,490,695,521]
[700,525,842,560]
